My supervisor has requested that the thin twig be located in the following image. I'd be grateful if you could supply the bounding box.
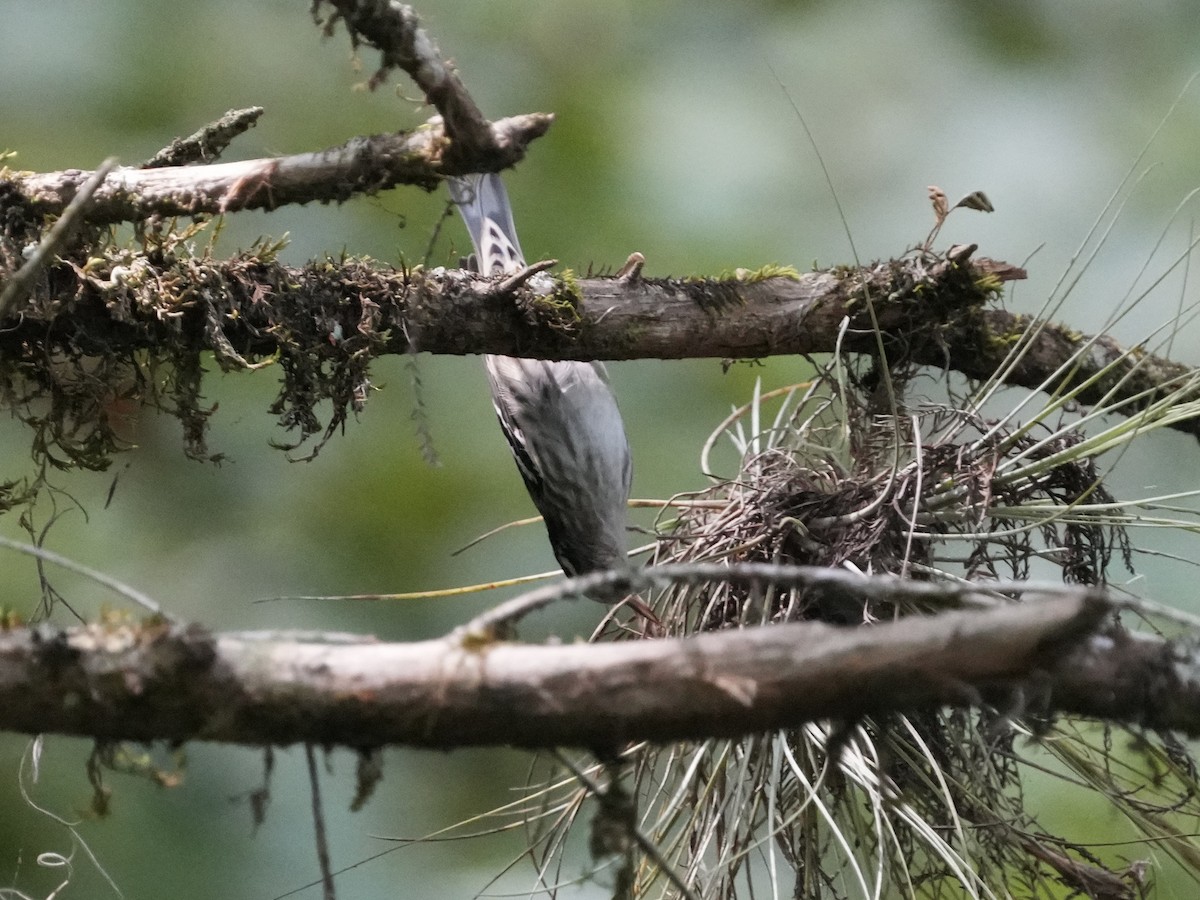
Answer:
[304,744,337,900]
[453,559,1103,639]
[0,534,176,622]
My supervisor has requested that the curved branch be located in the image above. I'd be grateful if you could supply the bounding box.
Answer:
[313,0,500,168]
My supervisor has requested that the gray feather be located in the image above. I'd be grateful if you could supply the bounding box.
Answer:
[448,173,633,577]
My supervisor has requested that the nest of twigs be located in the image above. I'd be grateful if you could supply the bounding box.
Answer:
[514,360,1195,900]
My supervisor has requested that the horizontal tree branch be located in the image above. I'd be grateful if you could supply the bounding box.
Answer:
[0,586,1193,749]
[3,246,1197,449]
[2,113,551,224]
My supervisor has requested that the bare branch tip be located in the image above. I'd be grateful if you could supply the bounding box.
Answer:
[616,252,645,283]
[494,259,558,295]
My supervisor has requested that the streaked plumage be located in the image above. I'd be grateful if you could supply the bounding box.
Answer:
[447,173,633,580]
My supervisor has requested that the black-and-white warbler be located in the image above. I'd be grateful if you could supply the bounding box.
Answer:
[448,173,637,596]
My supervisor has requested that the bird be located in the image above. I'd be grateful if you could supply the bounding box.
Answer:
[447,173,645,614]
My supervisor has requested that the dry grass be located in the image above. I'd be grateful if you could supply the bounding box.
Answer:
[500,347,1200,900]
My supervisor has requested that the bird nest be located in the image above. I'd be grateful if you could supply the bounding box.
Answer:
[520,362,1191,900]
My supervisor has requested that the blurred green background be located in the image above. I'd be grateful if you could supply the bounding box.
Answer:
[3,0,1200,897]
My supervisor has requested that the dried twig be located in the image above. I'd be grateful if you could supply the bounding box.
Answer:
[493,258,558,295]
[304,744,337,900]
[142,106,265,168]
[454,560,1094,637]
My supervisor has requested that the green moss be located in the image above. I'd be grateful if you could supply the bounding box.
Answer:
[738,263,802,282]
[526,269,582,336]
[973,272,1003,294]
[551,268,584,314]
[688,264,802,284]
[982,318,1029,352]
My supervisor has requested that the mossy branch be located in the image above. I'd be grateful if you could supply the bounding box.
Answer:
[0,234,1195,470]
